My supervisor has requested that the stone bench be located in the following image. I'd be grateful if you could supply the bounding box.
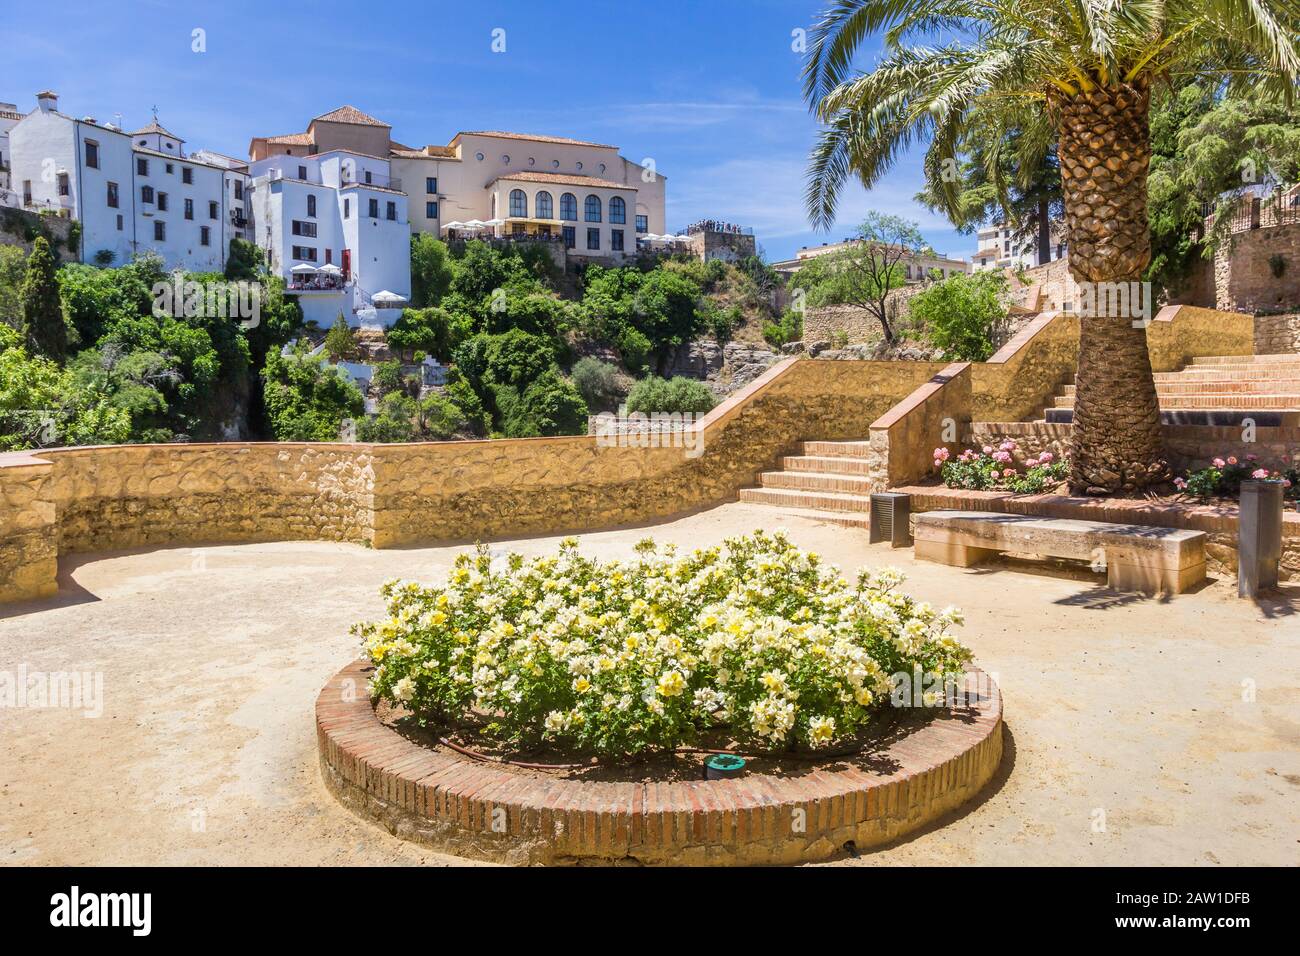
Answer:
[913,510,1206,594]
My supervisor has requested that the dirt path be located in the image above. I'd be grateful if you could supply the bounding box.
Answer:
[1,503,1296,866]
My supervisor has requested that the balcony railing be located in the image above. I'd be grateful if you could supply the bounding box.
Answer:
[287,275,346,292]
[1202,186,1300,234]
[230,211,248,228]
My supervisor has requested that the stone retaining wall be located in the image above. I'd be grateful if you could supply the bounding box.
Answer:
[1254,313,1300,355]
[0,357,950,602]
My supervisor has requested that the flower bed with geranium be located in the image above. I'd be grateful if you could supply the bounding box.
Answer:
[1173,454,1297,501]
[354,531,971,758]
[933,440,1069,493]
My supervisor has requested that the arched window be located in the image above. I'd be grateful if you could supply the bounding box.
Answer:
[535,191,554,220]
[609,196,626,224]
[509,189,527,218]
[560,193,577,221]
[584,195,602,222]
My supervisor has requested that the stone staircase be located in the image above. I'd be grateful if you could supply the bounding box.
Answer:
[736,440,876,527]
[1044,354,1300,425]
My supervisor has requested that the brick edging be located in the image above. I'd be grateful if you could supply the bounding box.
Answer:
[316,658,1005,865]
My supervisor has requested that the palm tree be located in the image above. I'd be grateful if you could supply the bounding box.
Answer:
[803,0,1300,494]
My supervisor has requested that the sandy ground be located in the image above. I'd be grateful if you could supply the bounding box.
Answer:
[1,502,1297,867]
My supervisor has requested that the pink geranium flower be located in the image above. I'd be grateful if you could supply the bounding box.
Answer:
[933,447,950,462]
[1213,458,1226,468]
[1252,468,1269,479]
[1227,456,1238,465]
[1039,452,1054,464]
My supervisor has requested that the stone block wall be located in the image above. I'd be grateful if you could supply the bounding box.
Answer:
[685,230,756,264]
[1254,313,1300,354]
[0,357,950,602]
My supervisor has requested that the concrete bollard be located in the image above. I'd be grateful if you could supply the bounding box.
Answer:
[1239,480,1284,598]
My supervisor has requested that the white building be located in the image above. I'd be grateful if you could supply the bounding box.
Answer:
[7,91,250,271]
[971,221,1067,271]
[250,108,667,261]
[0,101,21,197]
[247,148,411,328]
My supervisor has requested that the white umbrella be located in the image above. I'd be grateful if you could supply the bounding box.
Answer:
[372,290,407,304]
[442,220,466,229]
[483,218,505,227]
[290,263,318,273]
[318,263,342,275]
[461,219,486,229]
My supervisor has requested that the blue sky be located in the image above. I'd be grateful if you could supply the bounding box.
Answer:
[0,0,970,262]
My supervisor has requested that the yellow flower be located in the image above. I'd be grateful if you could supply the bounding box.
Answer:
[656,670,685,698]
[573,676,592,694]
[808,715,835,745]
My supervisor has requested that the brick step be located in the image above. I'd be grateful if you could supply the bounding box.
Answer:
[1152,381,1300,395]
[799,440,873,459]
[1153,368,1300,382]
[780,455,876,475]
[1044,409,1300,426]
[759,470,876,494]
[1060,383,1300,399]
[732,501,871,529]
[1191,353,1300,365]
[1053,395,1300,410]
[737,487,875,513]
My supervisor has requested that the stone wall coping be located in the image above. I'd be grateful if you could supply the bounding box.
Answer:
[985,310,1065,365]
[894,484,1300,538]
[0,451,54,471]
[870,362,971,432]
[316,657,1004,865]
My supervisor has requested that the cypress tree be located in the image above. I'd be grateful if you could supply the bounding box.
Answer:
[21,236,66,363]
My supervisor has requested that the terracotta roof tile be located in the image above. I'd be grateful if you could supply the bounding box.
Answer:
[491,170,633,190]
[130,118,185,141]
[456,130,615,149]
[312,105,389,127]
[261,131,313,145]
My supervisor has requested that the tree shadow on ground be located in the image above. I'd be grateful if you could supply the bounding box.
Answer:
[1253,583,1300,619]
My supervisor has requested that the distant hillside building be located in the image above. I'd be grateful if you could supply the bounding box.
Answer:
[5,91,251,271]
[772,238,968,281]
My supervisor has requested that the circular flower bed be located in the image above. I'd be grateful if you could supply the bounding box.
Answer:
[354,530,971,758]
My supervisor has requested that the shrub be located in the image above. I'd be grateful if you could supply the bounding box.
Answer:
[262,341,364,441]
[762,309,803,348]
[386,307,470,361]
[1174,454,1295,500]
[625,375,717,415]
[494,368,588,437]
[910,271,1010,361]
[934,440,1068,493]
[410,233,454,307]
[357,531,971,757]
[323,313,359,362]
[570,356,621,409]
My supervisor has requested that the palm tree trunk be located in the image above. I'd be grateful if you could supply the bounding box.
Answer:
[1052,79,1169,495]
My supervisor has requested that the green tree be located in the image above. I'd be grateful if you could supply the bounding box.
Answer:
[495,368,589,437]
[0,246,26,330]
[224,237,263,281]
[386,306,470,361]
[790,213,921,344]
[802,0,1300,493]
[570,356,622,410]
[21,236,67,363]
[909,271,1011,361]
[410,233,454,307]
[323,313,359,361]
[262,341,364,441]
[0,324,65,449]
[1147,86,1300,297]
